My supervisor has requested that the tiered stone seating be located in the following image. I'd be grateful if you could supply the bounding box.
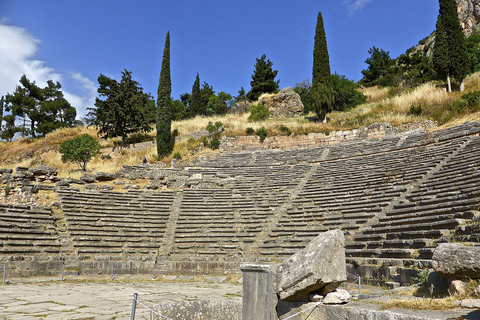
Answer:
[0,204,61,256]
[171,165,313,258]
[346,134,480,265]
[57,189,175,257]
[258,138,464,258]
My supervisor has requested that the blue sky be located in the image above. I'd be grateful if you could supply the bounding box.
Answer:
[1,0,439,119]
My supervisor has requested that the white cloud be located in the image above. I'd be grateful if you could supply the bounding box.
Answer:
[344,0,373,14]
[0,23,97,120]
[65,72,97,119]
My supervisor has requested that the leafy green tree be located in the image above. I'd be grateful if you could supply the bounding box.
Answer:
[4,75,76,138]
[172,99,187,121]
[466,31,480,73]
[311,12,334,120]
[247,54,279,101]
[433,0,469,92]
[236,87,246,103]
[207,92,232,115]
[360,47,394,87]
[88,70,154,145]
[331,74,366,111]
[156,31,172,157]
[200,81,215,115]
[59,134,101,171]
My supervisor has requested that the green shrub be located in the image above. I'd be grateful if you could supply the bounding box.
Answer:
[173,152,182,160]
[279,125,291,135]
[206,121,223,133]
[245,127,255,135]
[409,103,423,116]
[4,186,11,198]
[256,126,268,142]
[462,90,480,107]
[209,136,220,150]
[248,104,270,121]
[450,99,468,113]
[59,134,101,171]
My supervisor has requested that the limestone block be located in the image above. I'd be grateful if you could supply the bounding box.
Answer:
[323,288,351,305]
[461,299,480,308]
[277,229,346,301]
[432,243,480,279]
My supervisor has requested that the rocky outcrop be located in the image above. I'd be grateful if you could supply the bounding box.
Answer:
[432,243,480,279]
[457,0,480,37]
[258,87,304,117]
[277,229,346,301]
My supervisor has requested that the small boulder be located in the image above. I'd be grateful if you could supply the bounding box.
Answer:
[449,280,467,296]
[277,229,346,301]
[258,87,304,117]
[461,299,480,308]
[95,172,115,182]
[323,288,351,305]
[29,165,57,176]
[0,168,13,174]
[80,174,97,184]
[432,243,480,279]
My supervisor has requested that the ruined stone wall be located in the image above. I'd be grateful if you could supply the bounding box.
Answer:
[221,121,436,151]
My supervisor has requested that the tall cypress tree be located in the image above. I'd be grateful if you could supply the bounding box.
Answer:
[311,12,334,121]
[189,73,202,117]
[156,31,172,157]
[433,0,469,92]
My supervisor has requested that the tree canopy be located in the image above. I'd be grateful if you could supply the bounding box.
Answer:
[360,47,394,87]
[87,69,155,145]
[3,75,76,139]
[247,54,279,101]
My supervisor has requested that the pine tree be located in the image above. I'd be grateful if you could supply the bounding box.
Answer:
[156,31,172,157]
[89,70,153,145]
[433,0,469,92]
[311,12,334,120]
[246,54,279,101]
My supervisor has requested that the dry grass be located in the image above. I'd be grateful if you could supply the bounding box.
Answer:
[388,83,450,114]
[361,86,390,103]
[379,297,461,311]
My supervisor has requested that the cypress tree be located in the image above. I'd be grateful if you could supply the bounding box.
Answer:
[433,0,469,92]
[156,31,172,157]
[190,73,202,117]
[311,12,334,121]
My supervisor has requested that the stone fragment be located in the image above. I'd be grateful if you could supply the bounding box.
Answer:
[449,280,467,296]
[432,243,480,279]
[80,174,96,184]
[277,229,346,301]
[0,168,13,174]
[95,172,115,181]
[308,293,324,302]
[29,165,57,176]
[323,288,351,305]
[428,271,449,296]
[461,299,480,308]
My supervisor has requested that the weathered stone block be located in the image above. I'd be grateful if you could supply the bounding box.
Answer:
[432,243,480,279]
[240,263,277,320]
[277,229,346,301]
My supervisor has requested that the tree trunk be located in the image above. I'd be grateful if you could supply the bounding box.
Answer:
[446,72,452,93]
[460,80,465,92]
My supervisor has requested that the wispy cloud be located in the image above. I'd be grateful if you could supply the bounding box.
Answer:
[344,0,373,15]
[0,23,96,120]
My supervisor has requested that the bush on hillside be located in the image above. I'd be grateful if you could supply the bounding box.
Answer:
[256,126,268,142]
[248,104,270,121]
[59,134,101,171]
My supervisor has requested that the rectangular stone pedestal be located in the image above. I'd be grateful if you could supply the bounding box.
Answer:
[240,263,277,320]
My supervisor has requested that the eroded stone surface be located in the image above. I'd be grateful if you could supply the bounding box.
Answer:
[432,243,480,279]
